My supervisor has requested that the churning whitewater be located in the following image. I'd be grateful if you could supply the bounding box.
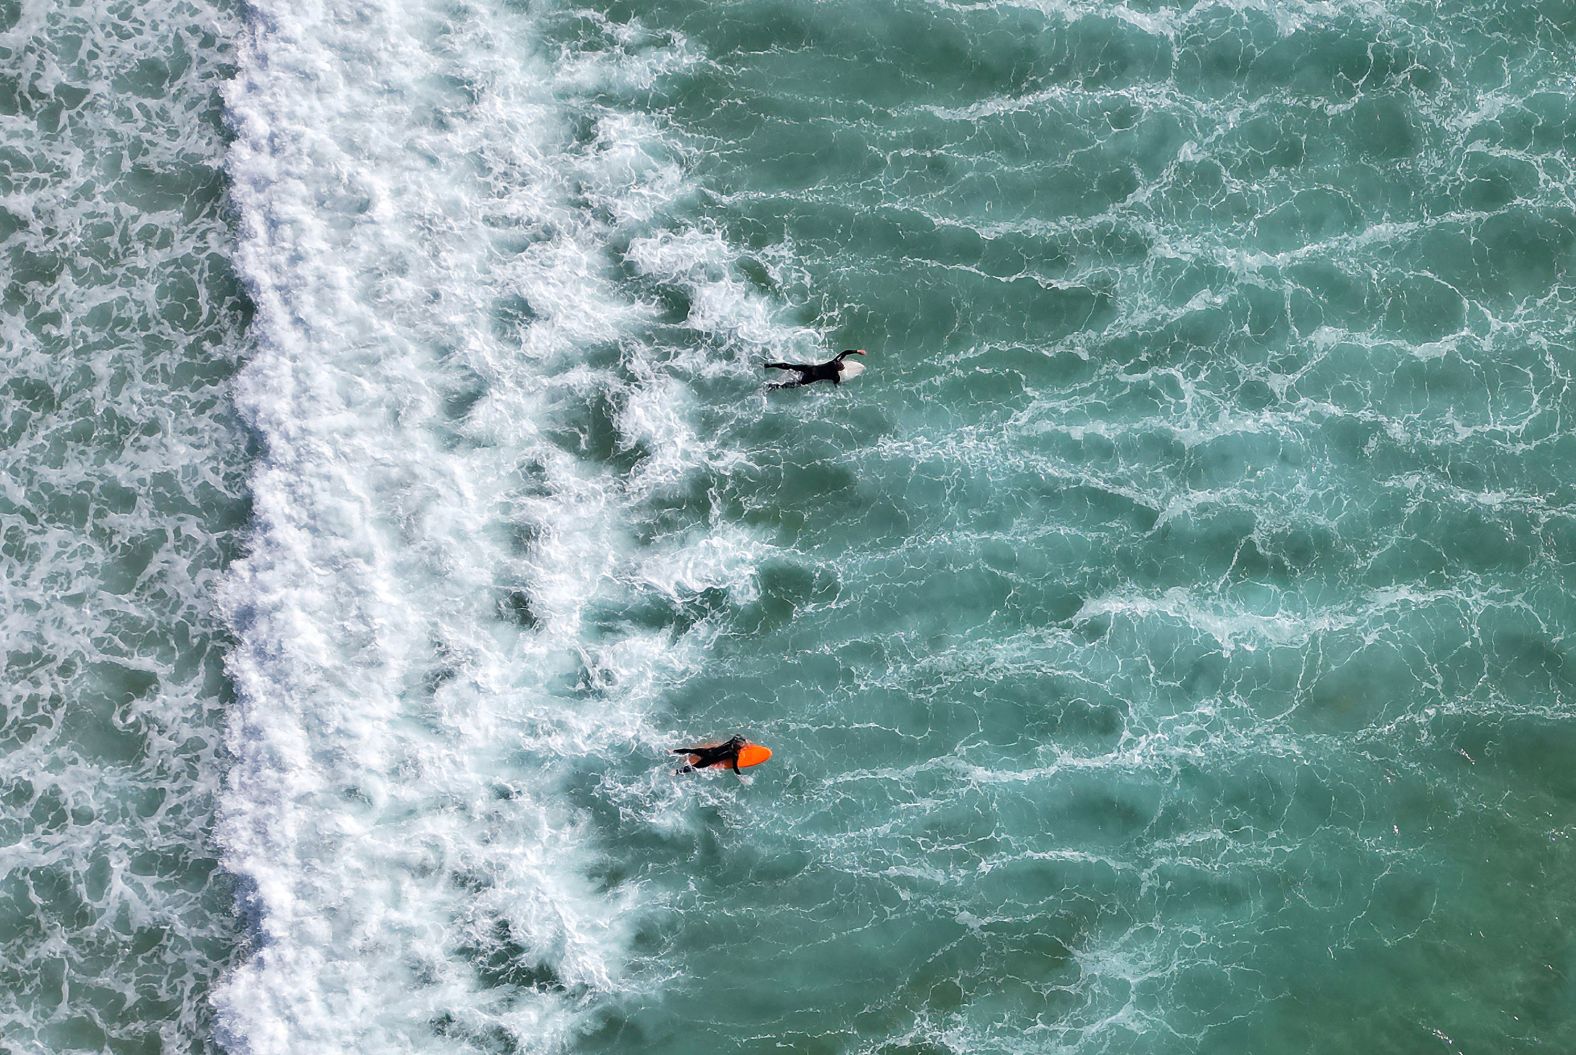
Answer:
[218,1,784,1050]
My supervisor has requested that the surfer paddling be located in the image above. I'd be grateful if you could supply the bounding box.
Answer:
[763,349,867,389]
[672,735,772,774]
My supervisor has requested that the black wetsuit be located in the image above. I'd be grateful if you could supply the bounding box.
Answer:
[673,735,748,774]
[764,350,864,389]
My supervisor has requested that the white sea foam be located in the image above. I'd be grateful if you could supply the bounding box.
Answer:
[216,1,768,1051]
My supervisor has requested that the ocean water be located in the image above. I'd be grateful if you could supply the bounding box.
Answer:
[5,0,1576,1052]
[0,0,249,1051]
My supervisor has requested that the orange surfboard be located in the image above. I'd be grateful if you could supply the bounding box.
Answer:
[689,742,773,770]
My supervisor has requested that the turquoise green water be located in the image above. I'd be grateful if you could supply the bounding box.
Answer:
[6,0,1576,1051]
[558,1,1576,1051]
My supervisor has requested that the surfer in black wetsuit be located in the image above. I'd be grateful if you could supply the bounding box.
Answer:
[763,349,867,389]
[673,735,748,774]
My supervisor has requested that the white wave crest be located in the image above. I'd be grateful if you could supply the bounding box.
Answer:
[216,1,757,1051]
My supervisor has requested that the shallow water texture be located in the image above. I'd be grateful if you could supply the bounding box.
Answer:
[558,1,1576,1048]
[0,0,249,1052]
[524,0,1576,1047]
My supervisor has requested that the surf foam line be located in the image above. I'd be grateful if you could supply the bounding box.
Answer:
[216,2,756,1050]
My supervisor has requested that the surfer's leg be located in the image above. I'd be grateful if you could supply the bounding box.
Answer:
[680,747,719,769]
[768,369,812,390]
